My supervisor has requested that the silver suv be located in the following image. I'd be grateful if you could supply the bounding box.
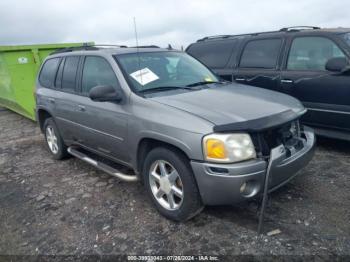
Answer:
[35,45,315,221]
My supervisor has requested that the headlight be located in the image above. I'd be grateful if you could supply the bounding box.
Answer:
[203,133,256,163]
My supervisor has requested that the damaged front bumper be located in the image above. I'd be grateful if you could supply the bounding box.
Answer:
[191,127,316,205]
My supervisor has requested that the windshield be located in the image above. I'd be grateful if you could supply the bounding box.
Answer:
[115,51,218,92]
[342,32,350,46]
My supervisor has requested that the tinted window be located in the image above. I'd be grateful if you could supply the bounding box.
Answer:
[62,56,80,91]
[39,58,60,88]
[55,58,65,88]
[342,32,350,46]
[287,37,346,70]
[240,39,282,69]
[187,40,237,68]
[82,57,119,94]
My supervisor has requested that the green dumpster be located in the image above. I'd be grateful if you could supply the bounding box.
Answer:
[0,43,93,120]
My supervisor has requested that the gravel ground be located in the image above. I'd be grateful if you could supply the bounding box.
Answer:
[0,108,349,260]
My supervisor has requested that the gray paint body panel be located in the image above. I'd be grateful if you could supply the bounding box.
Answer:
[149,83,305,126]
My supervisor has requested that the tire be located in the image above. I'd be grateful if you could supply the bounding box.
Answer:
[43,118,68,160]
[142,147,204,221]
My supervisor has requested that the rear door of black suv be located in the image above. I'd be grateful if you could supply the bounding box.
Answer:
[232,36,286,92]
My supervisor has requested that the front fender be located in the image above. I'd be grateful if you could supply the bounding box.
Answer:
[129,129,205,170]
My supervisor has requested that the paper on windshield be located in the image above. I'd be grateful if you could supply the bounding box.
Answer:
[130,68,159,86]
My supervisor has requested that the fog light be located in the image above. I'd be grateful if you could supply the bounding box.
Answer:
[240,180,259,197]
[240,182,247,193]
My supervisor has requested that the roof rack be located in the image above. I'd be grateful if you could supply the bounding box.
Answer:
[130,45,160,48]
[196,30,284,42]
[92,44,128,48]
[50,43,127,55]
[197,34,237,42]
[279,26,321,31]
[50,45,97,54]
[196,26,321,42]
[50,43,161,55]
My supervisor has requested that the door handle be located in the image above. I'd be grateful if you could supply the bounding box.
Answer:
[235,78,246,81]
[48,98,55,104]
[281,79,293,84]
[77,105,86,112]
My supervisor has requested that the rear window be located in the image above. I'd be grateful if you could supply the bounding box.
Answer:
[62,56,80,91]
[239,39,282,69]
[187,39,237,68]
[39,58,60,88]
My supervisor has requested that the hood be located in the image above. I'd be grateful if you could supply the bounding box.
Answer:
[149,83,306,131]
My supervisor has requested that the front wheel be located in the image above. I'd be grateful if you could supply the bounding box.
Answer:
[43,118,68,160]
[142,147,203,221]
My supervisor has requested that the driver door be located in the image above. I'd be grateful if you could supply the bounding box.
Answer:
[74,56,130,163]
[280,36,350,131]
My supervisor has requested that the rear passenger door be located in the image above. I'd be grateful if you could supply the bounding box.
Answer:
[233,38,284,92]
[74,56,130,164]
[53,56,83,143]
[280,35,350,131]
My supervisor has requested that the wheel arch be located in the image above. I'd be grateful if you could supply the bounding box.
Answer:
[37,108,53,132]
[136,137,192,179]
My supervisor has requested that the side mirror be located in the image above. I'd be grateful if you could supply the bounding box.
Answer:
[325,57,348,72]
[89,85,122,102]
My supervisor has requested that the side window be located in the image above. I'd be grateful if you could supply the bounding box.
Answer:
[39,58,60,88]
[62,56,80,91]
[287,37,346,71]
[187,39,238,68]
[239,39,282,69]
[54,58,65,88]
[81,56,119,94]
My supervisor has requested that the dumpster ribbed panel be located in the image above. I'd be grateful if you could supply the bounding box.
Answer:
[0,42,94,120]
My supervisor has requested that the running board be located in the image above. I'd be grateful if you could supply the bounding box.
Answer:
[67,147,139,182]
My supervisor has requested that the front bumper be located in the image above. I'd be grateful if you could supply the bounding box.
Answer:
[191,127,316,205]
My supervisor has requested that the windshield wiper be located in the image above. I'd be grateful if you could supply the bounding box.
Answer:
[186,81,223,87]
[138,86,199,94]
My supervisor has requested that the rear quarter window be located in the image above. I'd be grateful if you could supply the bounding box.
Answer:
[39,58,60,88]
[187,39,238,68]
[239,38,282,69]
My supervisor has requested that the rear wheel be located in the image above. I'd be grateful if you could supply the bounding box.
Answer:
[43,118,68,160]
[143,147,203,221]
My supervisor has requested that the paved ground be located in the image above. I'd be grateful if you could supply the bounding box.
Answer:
[0,108,349,259]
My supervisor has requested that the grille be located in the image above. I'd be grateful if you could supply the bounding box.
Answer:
[251,120,302,157]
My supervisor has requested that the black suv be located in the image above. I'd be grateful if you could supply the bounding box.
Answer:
[187,26,350,140]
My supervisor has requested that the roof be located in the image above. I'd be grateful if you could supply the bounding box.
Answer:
[48,44,172,57]
[195,27,350,43]
[105,47,170,55]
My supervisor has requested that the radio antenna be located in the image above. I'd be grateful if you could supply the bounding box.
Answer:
[133,17,143,85]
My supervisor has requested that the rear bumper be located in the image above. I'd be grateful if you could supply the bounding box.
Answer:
[191,127,315,205]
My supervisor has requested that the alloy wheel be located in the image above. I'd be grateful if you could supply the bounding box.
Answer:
[46,126,59,154]
[149,160,184,210]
